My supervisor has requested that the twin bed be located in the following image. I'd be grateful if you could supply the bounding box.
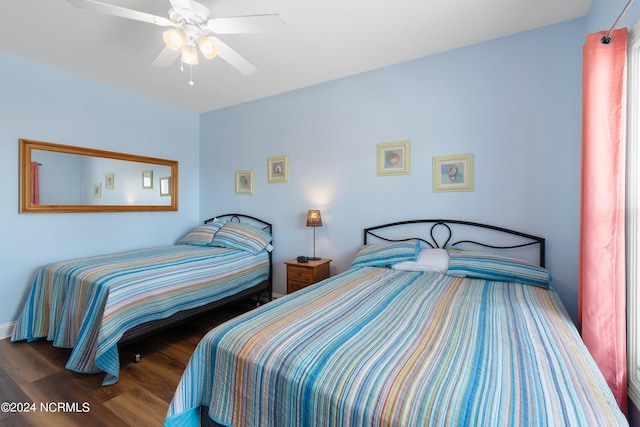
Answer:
[164,219,627,426]
[11,213,273,386]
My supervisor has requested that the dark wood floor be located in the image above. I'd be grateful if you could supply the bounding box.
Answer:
[0,299,257,427]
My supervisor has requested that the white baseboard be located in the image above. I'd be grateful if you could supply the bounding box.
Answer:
[0,321,14,340]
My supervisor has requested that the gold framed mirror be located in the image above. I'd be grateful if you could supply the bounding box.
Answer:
[20,139,178,213]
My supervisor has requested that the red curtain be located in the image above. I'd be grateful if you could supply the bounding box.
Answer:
[30,161,39,205]
[579,28,627,413]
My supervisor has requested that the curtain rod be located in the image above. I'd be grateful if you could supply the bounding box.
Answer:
[602,0,634,44]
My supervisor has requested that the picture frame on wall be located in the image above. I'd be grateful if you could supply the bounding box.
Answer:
[433,153,474,192]
[93,182,102,198]
[377,140,410,176]
[235,170,254,194]
[267,155,288,183]
[105,173,114,190]
[142,170,153,189]
[159,176,171,196]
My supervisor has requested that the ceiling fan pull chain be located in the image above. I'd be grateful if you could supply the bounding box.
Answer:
[189,64,194,86]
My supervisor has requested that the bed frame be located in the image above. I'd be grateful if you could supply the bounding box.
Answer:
[119,213,273,358]
[364,219,546,267]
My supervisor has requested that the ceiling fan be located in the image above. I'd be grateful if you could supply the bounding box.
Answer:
[66,0,284,84]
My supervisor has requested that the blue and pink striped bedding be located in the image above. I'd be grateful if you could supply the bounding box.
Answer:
[165,267,626,426]
[11,244,269,386]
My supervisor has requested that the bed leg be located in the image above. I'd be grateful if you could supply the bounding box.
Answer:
[255,289,272,306]
[134,341,142,363]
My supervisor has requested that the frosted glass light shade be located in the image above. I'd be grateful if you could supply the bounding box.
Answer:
[197,36,219,59]
[181,44,199,65]
[163,29,186,50]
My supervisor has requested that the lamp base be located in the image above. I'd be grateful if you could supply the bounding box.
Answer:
[308,257,321,261]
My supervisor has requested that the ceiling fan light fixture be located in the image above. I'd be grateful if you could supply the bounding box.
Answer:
[197,36,219,59]
[163,28,186,50]
[181,44,199,65]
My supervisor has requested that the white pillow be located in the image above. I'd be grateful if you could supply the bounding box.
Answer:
[391,248,450,273]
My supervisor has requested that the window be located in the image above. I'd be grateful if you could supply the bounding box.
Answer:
[627,20,640,408]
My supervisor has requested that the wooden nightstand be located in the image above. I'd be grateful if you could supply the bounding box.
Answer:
[284,258,331,294]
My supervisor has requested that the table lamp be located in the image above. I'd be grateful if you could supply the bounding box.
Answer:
[306,210,323,260]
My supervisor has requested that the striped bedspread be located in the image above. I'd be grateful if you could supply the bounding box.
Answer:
[165,267,627,427]
[12,245,269,386]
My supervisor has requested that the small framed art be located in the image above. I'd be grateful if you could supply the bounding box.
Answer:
[377,140,410,176]
[236,170,254,194]
[105,173,114,190]
[159,176,171,196]
[267,155,288,183]
[433,153,474,192]
[93,182,102,198]
[142,170,153,189]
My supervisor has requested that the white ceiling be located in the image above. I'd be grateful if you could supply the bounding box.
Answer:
[0,0,592,113]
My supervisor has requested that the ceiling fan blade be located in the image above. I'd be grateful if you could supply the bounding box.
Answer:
[209,37,257,75]
[207,14,285,34]
[66,0,172,26]
[152,46,180,68]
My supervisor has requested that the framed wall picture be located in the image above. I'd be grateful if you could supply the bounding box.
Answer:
[93,182,102,198]
[159,176,171,196]
[105,173,114,190]
[142,170,153,189]
[433,153,474,192]
[235,170,254,194]
[267,155,288,183]
[377,140,410,176]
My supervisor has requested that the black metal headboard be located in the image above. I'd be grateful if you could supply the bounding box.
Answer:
[364,219,546,267]
[204,213,273,235]
[204,213,274,299]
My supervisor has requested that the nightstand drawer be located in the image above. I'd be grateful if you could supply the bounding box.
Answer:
[288,266,314,283]
[287,279,309,293]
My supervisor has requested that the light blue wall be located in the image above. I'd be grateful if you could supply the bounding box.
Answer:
[200,19,586,321]
[4,0,639,330]
[0,53,200,326]
[587,0,640,34]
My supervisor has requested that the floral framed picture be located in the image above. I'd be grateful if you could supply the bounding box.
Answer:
[433,153,474,192]
[267,155,288,183]
[236,170,254,194]
[377,140,410,176]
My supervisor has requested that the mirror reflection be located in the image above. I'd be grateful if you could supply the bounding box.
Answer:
[20,139,178,213]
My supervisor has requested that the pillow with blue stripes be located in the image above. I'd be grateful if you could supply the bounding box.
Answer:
[350,240,420,269]
[176,220,227,246]
[210,222,272,254]
[446,250,551,288]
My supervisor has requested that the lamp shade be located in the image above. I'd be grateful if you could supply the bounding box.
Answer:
[306,210,322,227]
[181,44,199,65]
[197,36,219,59]
[163,28,186,51]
